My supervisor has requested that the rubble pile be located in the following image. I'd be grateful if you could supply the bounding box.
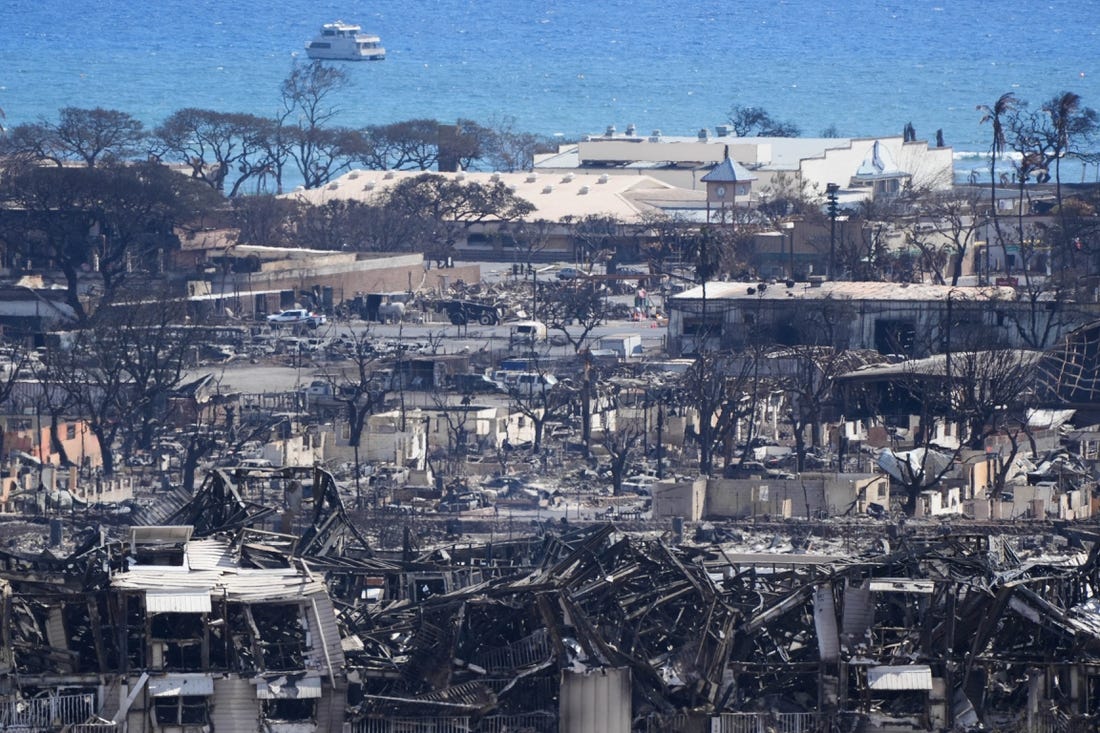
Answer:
[0,464,1096,730]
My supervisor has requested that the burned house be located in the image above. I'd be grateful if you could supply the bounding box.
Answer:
[108,526,347,732]
[0,522,347,733]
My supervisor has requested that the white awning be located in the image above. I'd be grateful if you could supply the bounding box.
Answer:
[148,674,215,697]
[255,675,323,699]
[868,665,933,691]
[145,590,212,614]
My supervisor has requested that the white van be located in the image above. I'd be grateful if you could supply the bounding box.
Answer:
[509,320,547,346]
[513,372,558,395]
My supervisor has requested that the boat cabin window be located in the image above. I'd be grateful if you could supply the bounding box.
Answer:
[322,29,335,36]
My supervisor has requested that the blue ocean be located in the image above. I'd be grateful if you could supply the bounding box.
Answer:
[3,0,1100,181]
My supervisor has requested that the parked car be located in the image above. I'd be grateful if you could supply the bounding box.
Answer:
[556,267,585,280]
[266,309,326,328]
[497,372,559,396]
[452,373,503,393]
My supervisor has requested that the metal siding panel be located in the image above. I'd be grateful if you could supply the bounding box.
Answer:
[211,677,261,733]
[314,682,346,732]
[307,591,346,669]
[255,675,322,699]
[145,590,213,614]
[867,665,934,690]
[813,586,840,662]
[148,674,215,697]
[45,607,66,649]
[842,583,874,638]
[560,668,630,733]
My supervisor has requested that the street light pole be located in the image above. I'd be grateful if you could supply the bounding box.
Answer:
[826,183,840,280]
[783,221,795,280]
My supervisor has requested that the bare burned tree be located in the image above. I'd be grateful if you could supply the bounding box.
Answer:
[907,188,986,286]
[501,356,574,454]
[598,406,644,497]
[278,61,361,189]
[318,330,390,507]
[680,352,756,476]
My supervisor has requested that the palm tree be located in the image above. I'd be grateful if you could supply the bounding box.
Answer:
[1041,92,1098,265]
[977,92,1017,283]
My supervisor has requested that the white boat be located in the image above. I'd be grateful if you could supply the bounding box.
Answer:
[305,21,385,61]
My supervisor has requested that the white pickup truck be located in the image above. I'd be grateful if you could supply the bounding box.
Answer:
[265,309,326,328]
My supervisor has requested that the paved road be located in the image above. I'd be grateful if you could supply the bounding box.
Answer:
[193,316,670,394]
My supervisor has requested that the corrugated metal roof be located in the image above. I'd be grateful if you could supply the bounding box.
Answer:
[145,590,213,614]
[186,539,237,570]
[112,566,327,602]
[255,675,322,699]
[867,665,933,691]
[148,674,215,697]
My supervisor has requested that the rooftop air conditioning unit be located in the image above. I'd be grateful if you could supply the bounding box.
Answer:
[363,181,376,190]
[542,185,554,194]
[598,174,610,184]
[455,172,465,181]
[526,173,538,183]
[716,125,732,137]
[605,125,616,136]
[562,173,574,182]
[578,186,590,195]
[625,124,637,136]
[698,128,709,140]
[384,171,395,179]
[490,172,501,181]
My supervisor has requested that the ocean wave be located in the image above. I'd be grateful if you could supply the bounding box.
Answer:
[953,150,1024,162]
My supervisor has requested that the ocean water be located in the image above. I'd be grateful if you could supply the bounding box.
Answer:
[3,0,1100,181]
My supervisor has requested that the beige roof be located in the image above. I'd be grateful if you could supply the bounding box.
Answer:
[285,169,686,224]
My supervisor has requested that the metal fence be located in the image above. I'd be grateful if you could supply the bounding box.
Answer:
[354,715,557,733]
[711,712,827,733]
[0,693,96,729]
[354,718,472,733]
[479,712,556,732]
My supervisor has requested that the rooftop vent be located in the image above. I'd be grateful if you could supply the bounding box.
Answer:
[578,185,590,194]
[597,174,610,184]
[698,128,709,140]
[363,181,376,190]
[625,123,636,136]
[490,172,501,181]
[605,124,616,137]
[327,182,339,190]
[542,185,554,194]
[562,173,574,183]
[347,171,360,180]
[384,171,395,179]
